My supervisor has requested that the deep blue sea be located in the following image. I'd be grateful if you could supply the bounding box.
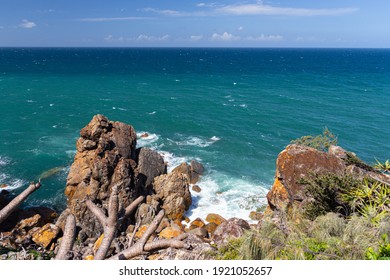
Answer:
[1,48,389,221]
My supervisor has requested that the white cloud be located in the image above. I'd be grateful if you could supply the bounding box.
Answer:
[19,19,36,29]
[238,26,244,31]
[246,34,283,42]
[104,34,170,43]
[197,2,217,8]
[80,17,152,22]
[142,8,183,16]
[217,3,358,16]
[136,34,170,42]
[190,35,204,42]
[104,35,125,42]
[143,7,208,17]
[211,32,240,42]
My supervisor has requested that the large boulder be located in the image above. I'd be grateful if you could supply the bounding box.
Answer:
[212,218,250,245]
[136,147,166,194]
[64,114,138,238]
[266,144,346,212]
[152,172,191,221]
[172,160,205,184]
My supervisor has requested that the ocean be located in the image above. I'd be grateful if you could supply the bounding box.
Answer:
[1,48,389,221]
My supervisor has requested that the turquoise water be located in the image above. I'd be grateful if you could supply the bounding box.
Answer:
[1,48,390,220]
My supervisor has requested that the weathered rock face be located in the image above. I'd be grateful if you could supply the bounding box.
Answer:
[136,147,167,194]
[266,144,346,212]
[172,160,205,184]
[212,218,250,245]
[64,114,138,238]
[153,172,191,221]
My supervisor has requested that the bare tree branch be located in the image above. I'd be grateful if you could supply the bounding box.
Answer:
[108,209,188,260]
[123,196,144,218]
[55,214,76,260]
[0,181,41,225]
[85,200,106,226]
[87,185,119,260]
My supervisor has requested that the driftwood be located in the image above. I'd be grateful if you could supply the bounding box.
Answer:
[108,210,187,260]
[0,181,41,225]
[55,214,76,260]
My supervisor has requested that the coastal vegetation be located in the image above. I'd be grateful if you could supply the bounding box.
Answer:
[211,130,390,260]
[1,120,389,260]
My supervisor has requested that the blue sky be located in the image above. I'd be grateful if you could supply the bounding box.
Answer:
[0,0,389,47]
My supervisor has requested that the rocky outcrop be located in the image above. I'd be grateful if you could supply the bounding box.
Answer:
[266,144,346,212]
[64,114,138,238]
[266,144,390,215]
[172,160,205,185]
[152,172,191,221]
[136,147,166,194]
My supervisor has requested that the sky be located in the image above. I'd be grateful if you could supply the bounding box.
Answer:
[0,0,389,48]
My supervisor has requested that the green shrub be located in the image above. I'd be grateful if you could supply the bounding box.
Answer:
[290,127,337,152]
[366,234,390,260]
[299,173,360,220]
[374,159,390,174]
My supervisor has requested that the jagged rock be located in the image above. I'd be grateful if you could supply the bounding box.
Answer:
[172,163,191,180]
[0,206,57,232]
[212,218,250,245]
[266,144,346,212]
[190,160,205,184]
[192,185,202,193]
[64,114,138,238]
[159,226,184,239]
[32,223,60,248]
[153,172,191,221]
[205,213,226,226]
[172,160,205,185]
[14,214,42,232]
[189,227,209,239]
[189,218,205,229]
[136,147,166,194]
[204,222,218,237]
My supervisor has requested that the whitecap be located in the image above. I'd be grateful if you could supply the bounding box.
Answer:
[239,104,247,108]
[148,111,156,115]
[159,151,189,173]
[0,175,27,193]
[49,103,54,107]
[0,156,10,166]
[186,173,268,223]
[117,107,127,111]
[136,132,159,148]
[174,136,219,148]
[26,100,36,103]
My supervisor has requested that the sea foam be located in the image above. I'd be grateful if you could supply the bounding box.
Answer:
[186,174,268,222]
